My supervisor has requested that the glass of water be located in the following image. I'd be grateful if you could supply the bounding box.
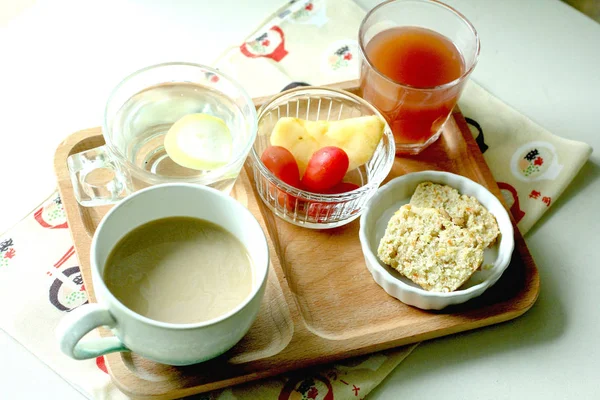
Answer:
[68,62,257,206]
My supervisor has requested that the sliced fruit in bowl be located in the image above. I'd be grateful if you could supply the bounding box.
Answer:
[270,115,385,175]
[249,87,396,229]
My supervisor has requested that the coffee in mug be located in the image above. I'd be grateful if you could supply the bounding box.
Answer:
[56,183,269,366]
[103,216,253,324]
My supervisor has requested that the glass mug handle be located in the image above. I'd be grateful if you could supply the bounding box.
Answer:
[67,145,130,207]
[56,303,129,360]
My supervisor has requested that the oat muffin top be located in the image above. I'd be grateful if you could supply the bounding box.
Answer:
[377,205,484,293]
[410,182,500,248]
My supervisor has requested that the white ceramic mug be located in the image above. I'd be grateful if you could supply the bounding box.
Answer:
[56,183,269,366]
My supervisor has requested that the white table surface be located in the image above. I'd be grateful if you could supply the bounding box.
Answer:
[1,0,599,399]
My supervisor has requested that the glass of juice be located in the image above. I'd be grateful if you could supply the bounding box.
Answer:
[358,0,480,155]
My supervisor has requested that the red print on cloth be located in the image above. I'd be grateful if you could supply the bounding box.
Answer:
[240,26,289,62]
[34,207,67,229]
[278,375,334,400]
[4,248,15,259]
[529,190,541,199]
[48,246,88,312]
[0,238,16,267]
[307,387,318,399]
[33,196,69,229]
[542,196,552,207]
[96,356,108,374]
[204,71,220,83]
[53,246,75,269]
[498,182,525,224]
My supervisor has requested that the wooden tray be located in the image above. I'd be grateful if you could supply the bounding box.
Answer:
[54,81,539,399]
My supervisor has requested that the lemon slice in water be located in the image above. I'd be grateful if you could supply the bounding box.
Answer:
[164,113,233,171]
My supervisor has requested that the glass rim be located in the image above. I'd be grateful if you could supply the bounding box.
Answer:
[102,62,258,183]
[358,0,481,91]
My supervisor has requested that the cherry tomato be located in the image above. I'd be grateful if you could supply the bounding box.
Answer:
[260,146,301,187]
[306,181,360,222]
[277,190,297,212]
[307,202,331,222]
[301,147,349,192]
[260,146,301,213]
[321,181,360,194]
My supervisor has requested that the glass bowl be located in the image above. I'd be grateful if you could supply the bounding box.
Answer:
[248,87,395,229]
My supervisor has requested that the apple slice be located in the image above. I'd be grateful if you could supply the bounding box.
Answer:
[269,115,385,176]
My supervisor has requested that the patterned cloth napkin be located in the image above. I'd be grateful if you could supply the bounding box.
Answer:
[458,82,592,234]
[0,1,592,399]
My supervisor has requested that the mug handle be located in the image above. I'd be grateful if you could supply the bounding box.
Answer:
[56,303,129,360]
[67,145,130,207]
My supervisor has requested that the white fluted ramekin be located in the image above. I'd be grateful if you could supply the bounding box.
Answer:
[359,171,514,310]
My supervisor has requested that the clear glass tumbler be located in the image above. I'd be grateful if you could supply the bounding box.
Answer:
[358,0,479,155]
[67,62,257,206]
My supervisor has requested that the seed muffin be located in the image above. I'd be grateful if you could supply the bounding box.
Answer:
[410,182,500,248]
[377,205,484,293]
